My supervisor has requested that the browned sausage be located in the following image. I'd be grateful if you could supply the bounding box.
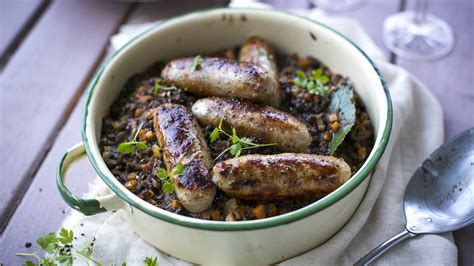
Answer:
[239,36,278,79]
[191,97,312,152]
[153,103,216,213]
[160,57,281,107]
[212,153,351,201]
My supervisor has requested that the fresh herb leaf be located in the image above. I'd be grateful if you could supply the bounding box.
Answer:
[25,261,37,266]
[231,128,239,144]
[156,162,186,194]
[229,143,241,157]
[156,168,168,180]
[293,70,307,88]
[162,181,175,194]
[293,68,330,96]
[116,143,135,154]
[144,256,158,266]
[42,258,57,266]
[328,85,356,155]
[135,142,148,150]
[210,127,220,143]
[19,228,98,265]
[173,162,185,175]
[18,227,159,266]
[55,255,72,264]
[58,227,74,244]
[153,79,161,95]
[254,49,265,56]
[36,232,58,254]
[192,55,203,71]
[311,68,330,84]
[210,119,276,160]
[116,122,147,154]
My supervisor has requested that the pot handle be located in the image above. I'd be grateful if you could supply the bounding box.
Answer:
[57,142,123,215]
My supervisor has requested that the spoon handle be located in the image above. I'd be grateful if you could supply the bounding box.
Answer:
[354,229,416,266]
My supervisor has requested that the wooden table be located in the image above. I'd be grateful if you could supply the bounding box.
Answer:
[0,1,472,265]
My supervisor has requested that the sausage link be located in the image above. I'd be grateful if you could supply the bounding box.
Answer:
[153,103,216,213]
[192,97,312,152]
[239,36,278,79]
[160,57,281,107]
[212,153,351,201]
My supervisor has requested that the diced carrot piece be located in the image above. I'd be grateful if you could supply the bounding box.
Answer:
[211,209,221,220]
[171,199,180,209]
[252,204,266,219]
[225,212,236,221]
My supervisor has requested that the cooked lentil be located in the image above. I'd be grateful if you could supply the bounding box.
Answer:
[99,50,373,221]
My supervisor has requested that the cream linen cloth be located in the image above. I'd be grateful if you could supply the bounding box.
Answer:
[62,4,457,265]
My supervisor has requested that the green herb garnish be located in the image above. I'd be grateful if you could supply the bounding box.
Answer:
[17,228,101,266]
[253,49,265,57]
[156,162,186,194]
[153,79,161,95]
[153,79,178,95]
[144,256,159,266]
[210,119,276,160]
[192,55,203,71]
[17,228,159,266]
[116,122,147,154]
[293,68,330,96]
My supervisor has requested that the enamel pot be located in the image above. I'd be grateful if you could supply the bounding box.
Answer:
[57,8,392,265]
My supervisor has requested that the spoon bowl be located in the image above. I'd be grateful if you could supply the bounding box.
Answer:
[405,128,474,234]
[356,128,474,265]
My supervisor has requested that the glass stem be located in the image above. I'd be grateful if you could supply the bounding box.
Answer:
[413,0,429,24]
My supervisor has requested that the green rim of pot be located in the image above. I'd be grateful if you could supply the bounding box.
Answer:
[81,8,393,231]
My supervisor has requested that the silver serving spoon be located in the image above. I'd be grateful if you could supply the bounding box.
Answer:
[355,128,474,265]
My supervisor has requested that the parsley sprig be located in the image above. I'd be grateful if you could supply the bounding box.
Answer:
[156,162,186,194]
[116,122,147,154]
[210,119,276,160]
[293,68,330,96]
[144,256,158,266]
[192,55,203,71]
[17,227,159,266]
[16,228,100,266]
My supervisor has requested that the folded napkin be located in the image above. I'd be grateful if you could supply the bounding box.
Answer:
[63,3,457,265]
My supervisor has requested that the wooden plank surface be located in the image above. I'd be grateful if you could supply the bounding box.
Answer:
[0,1,131,231]
[0,1,228,264]
[396,2,474,265]
[0,0,47,65]
[1,0,472,265]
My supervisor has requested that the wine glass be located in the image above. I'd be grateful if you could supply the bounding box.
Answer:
[383,0,454,61]
[311,0,362,12]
